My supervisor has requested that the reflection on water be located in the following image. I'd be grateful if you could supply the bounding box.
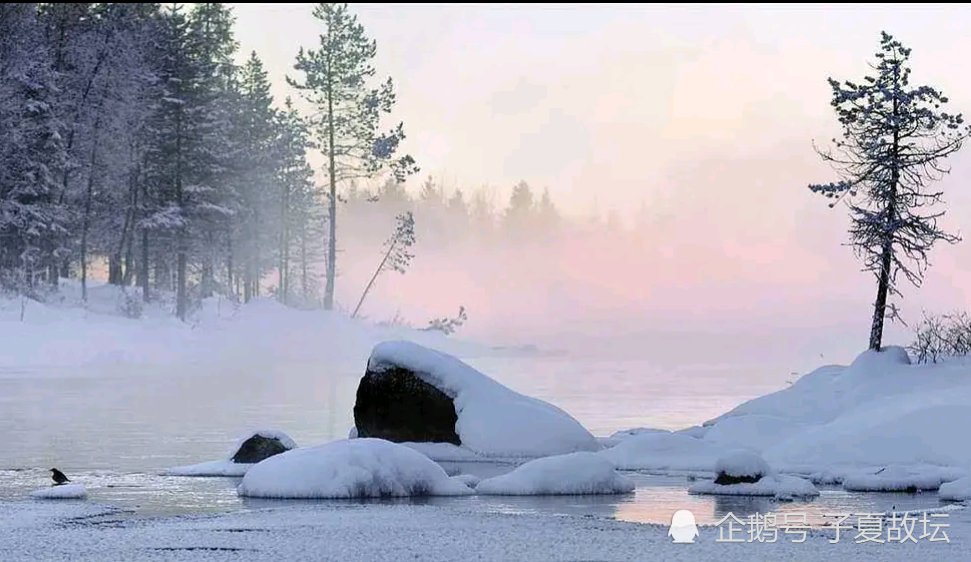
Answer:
[0,358,951,528]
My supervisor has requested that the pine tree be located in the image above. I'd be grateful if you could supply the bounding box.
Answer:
[275,97,318,305]
[232,51,279,303]
[0,4,67,292]
[288,2,417,311]
[810,32,970,350]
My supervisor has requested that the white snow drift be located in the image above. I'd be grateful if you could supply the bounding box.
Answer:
[237,438,474,499]
[30,484,87,500]
[715,450,770,479]
[366,341,599,458]
[599,431,735,472]
[476,452,634,496]
[841,465,965,492]
[688,474,818,500]
[165,429,296,477]
[602,347,971,488]
[939,476,971,501]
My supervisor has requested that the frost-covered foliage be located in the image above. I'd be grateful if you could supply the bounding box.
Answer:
[808,32,970,351]
[0,4,323,317]
[236,438,473,499]
[476,452,634,496]
[352,212,417,318]
[424,306,468,336]
[368,341,600,458]
[909,311,971,363]
[30,484,87,500]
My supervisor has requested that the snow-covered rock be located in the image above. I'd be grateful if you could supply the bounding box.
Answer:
[599,431,734,472]
[236,438,474,499]
[30,484,87,500]
[688,474,818,500]
[841,465,965,492]
[165,429,296,477]
[939,476,971,501]
[355,341,599,459]
[714,450,770,484]
[476,452,634,496]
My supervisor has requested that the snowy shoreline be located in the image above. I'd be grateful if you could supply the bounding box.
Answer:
[2,499,966,562]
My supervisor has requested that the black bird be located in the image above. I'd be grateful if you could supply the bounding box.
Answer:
[50,468,70,486]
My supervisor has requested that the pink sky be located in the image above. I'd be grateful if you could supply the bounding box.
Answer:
[231,4,971,364]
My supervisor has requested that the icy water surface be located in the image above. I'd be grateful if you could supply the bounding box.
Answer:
[1,355,952,526]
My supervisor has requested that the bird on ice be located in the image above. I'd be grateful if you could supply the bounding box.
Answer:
[50,468,70,486]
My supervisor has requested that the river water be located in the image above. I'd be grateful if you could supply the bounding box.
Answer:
[0,355,952,526]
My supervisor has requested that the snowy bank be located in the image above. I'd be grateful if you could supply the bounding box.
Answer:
[476,452,634,496]
[0,283,491,369]
[355,341,599,459]
[601,347,971,482]
[29,484,87,500]
[237,438,474,499]
[841,465,965,492]
[165,430,296,477]
[939,476,971,501]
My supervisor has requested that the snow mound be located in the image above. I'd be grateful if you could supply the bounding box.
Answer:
[689,474,818,500]
[716,450,770,479]
[165,429,297,477]
[30,484,87,500]
[841,465,965,492]
[476,452,634,496]
[702,415,805,450]
[237,438,474,499]
[939,476,971,501]
[599,431,734,472]
[401,442,486,462]
[366,341,599,458]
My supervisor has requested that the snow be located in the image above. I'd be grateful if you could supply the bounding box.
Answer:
[476,452,634,496]
[939,476,971,501]
[688,474,819,500]
[164,429,297,477]
[367,341,599,458]
[29,484,87,500]
[237,438,474,499]
[0,282,491,370]
[3,500,968,562]
[841,465,965,492]
[715,450,771,478]
[598,430,735,472]
[601,347,971,488]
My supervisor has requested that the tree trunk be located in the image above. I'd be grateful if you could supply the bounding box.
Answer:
[80,115,102,302]
[323,49,337,311]
[175,97,187,320]
[868,65,902,352]
[279,172,291,305]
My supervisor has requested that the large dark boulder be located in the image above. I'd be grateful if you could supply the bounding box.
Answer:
[354,365,460,445]
[231,434,293,464]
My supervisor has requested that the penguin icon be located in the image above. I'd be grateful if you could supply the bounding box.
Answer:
[668,509,699,543]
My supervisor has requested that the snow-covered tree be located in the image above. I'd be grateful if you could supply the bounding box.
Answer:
[288,2,418,311]
[0,4,67,292]
[810,32,970,350]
